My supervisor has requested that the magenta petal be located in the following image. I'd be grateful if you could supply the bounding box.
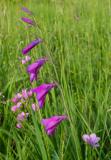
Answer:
[33,83,56,100]
[47,127,56,135]
[38,95,46,108]
[30,73,36,82]
[32,83,57,108]
[42,118,56,135]
[22,38,42,55]
[41,115,68,136]
[27,58,47,82]
[21,17,35,25]
[27,58,47,73]
[45,116,67,130]
[32,84,48,100]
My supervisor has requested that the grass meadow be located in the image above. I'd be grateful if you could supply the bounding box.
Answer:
[0,0,111,159]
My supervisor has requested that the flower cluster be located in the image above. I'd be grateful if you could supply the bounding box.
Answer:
[10,7,67,135]
[11,89,33,127]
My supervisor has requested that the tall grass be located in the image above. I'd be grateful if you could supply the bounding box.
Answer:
[0,0,111,159]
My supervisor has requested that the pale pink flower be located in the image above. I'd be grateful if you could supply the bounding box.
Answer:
[31,103,39,111]
[12,93,22,104]
[21,56,31,64]
[16,123,22,129]
[27,90,33,97]
[11,105,18,112]
[11,102,22,112]
[25,55,31,62]
[22,89,28,99]
[22,59,26,64]
[17,112,29,121]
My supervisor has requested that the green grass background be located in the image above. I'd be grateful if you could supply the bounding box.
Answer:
[0,0,111,159]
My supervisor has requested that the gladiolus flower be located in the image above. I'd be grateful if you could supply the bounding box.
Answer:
[17,112,29,121]
[21,7,32,15]
[21,17,35,26]
[22,38,42,55]
[32,83,57,108]
[11,102,22,112]
[27,58,48,82]
[82,133,100,147]
[41,115,68,135]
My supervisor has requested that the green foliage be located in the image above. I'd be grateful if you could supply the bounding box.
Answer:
[0,0,111,159]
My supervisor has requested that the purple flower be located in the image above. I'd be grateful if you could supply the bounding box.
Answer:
[22,38,42,55]
[21,7,32,15]
[21,17,35,26]
[17,112,29,121]
[41,115,68,135]
[11,102,22,112]
[32,83,57,108]
[82,133,100,147]
[27,58,48,82]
